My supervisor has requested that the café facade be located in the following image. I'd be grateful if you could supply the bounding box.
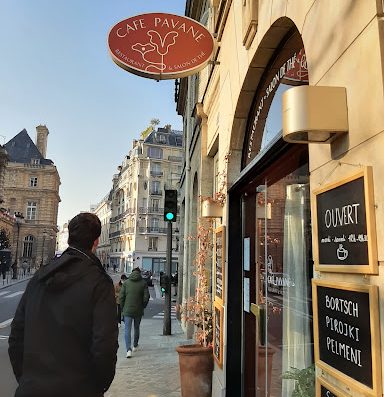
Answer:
[177,1,384,396]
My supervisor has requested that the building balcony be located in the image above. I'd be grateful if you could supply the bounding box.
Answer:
[150,171,163,177]
[110,208,136,223]
[139,207,164,214]
[139,227,167,234]
[149,190,162,196]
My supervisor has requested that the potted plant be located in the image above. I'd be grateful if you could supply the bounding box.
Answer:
[282,364,315,397]
[200,154,230,219]
[177,218,214,397]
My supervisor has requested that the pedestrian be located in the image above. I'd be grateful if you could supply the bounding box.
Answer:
[8,212,118,397]
[119,267,150,358]
[173,270,178,296]
[115,274,127,326]
[21,260,28,276]
[113,263,117,273]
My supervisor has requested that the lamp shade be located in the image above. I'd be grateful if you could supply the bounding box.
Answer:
[282,85,348,144]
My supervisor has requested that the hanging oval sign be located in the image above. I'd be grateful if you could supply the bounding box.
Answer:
[108,13,214,80]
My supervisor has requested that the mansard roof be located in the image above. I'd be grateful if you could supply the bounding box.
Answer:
[144,127,183,147]
[4,129,53,165]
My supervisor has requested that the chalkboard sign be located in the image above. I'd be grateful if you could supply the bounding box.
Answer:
[312,279,381,396]
[213,301,223,367]
[313,167,378,274]
[214,226,225,305]
[316,376,349,397]
[320,386,337,397]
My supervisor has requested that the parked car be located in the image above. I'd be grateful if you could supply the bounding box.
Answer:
[142,270,153,286]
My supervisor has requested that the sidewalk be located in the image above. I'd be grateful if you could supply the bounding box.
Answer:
[106,317,191,397]
[0,271,33,289]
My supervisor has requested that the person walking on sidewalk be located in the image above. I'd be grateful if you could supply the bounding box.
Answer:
[115,274,127,326]
[119,267,150,358]
[8,212,118,397]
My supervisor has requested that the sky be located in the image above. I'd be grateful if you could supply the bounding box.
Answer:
[0,0,185,227]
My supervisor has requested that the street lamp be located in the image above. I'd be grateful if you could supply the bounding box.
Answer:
[12,211,24,279]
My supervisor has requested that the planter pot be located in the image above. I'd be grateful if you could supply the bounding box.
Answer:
[201,199,223,218]
[176,344,213,397]
[257,345,275,396]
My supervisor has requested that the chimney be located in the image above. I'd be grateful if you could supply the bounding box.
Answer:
[36,125,49,158]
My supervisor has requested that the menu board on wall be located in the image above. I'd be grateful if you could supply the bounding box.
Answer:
[214,226,225,305]
[213,301,224,368]
[312,279,381,396]
[317,377,348,397]
[312,167,377,274]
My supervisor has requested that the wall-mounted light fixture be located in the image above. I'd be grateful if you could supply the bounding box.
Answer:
[282,86,348,144]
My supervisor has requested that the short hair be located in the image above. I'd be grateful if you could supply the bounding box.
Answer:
[68,212,101,250]
[132,267,141,273]
[121,274,127,280]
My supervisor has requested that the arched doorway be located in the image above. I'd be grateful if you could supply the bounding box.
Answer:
[226,22,313,397]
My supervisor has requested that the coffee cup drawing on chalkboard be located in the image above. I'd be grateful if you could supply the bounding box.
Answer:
[336,244,348,261]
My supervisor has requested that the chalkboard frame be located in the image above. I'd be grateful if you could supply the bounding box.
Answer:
[213,301,224,368]
[312,167,378,274]
[214,225,226,305]
[312,279,381,396]
[316,376,349,396]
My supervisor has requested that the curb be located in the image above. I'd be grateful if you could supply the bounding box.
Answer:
[0,276,33,290]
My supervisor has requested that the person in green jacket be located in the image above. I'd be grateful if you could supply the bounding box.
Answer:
[119,267,150,358]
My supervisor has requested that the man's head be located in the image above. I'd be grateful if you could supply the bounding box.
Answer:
[121,274,127,281]
[132,267,141,273]
[68,212,101,252]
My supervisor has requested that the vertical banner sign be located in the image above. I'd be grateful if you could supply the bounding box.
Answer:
[108,13,214,80]
[312,279,381,396]
[313,167,378,274]
[214,226,225,305]
[213,301,224,368]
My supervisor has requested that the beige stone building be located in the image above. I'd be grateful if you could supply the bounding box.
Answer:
[109,126,183,275]
[3,125,60,269]
[177,1,384,396]
[93,191,112,267]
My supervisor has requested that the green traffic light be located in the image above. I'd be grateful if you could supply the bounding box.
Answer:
[165,212,175,221]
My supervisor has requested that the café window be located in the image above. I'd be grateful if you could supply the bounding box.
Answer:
[242,33,308,168]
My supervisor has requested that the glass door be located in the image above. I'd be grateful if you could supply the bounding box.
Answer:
[252,153,314,397]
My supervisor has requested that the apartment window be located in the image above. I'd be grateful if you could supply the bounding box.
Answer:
[151,162,162,176]
[31,158,40,165]
[156,134,167,144]
[29,177,38,187]
[151,199,160,211]
[26,202,37,220]
[148,147,163,159]
[22,235,34,257]
[151,180,161,194]
[150,218,159,230]
[175,136,183,146]
[148,237,158,251]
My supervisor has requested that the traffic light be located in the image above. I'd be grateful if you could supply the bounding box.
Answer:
[164,189,177,222]
[160,273,170,294]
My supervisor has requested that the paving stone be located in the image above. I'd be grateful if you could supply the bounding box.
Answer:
[107,318,192,397]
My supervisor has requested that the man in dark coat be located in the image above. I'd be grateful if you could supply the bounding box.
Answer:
[8,212,118,397]
[120,267,150,358]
